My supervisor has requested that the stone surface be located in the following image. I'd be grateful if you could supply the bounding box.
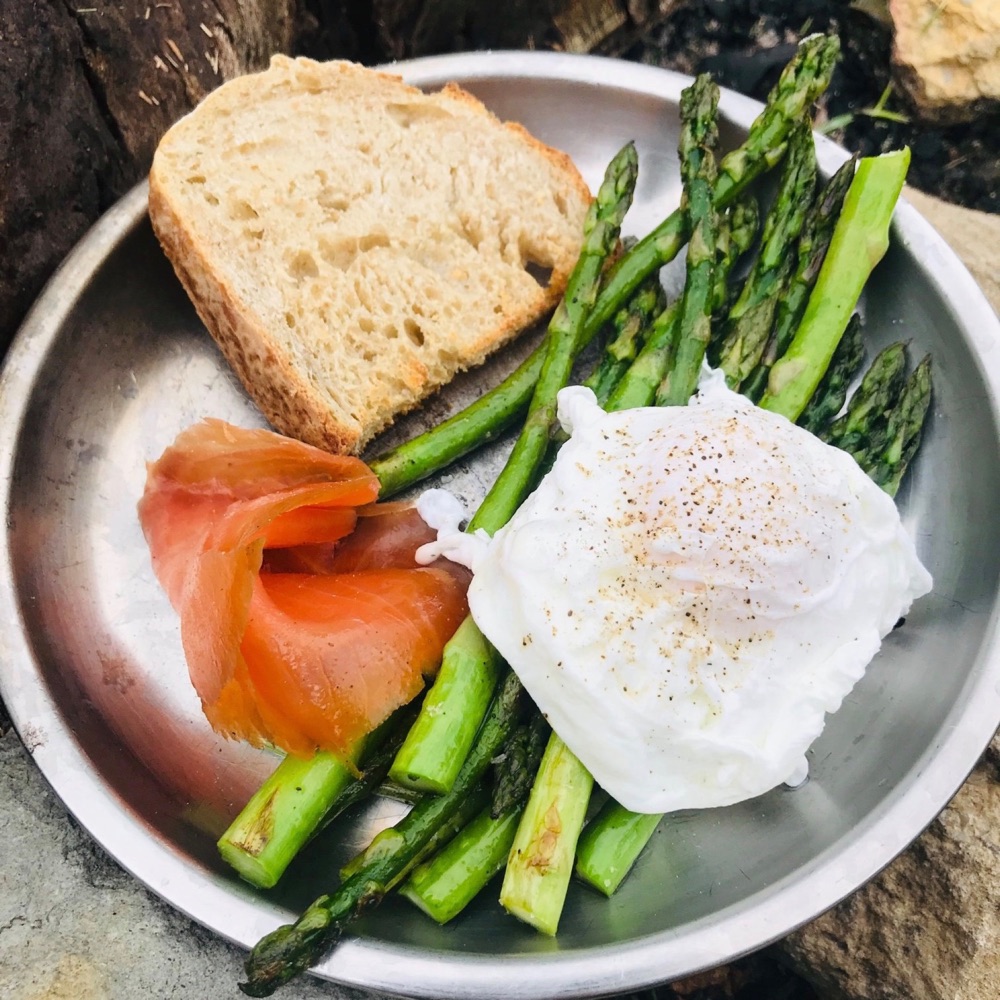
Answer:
[777,186,1000,1000]
[780,736,1000,1000]
[890,0,1000,122]
[0,724,354,1000]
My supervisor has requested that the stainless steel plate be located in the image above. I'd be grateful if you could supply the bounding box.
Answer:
[2,51,1000,1000]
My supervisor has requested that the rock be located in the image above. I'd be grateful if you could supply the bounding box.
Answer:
[778,189,1000,1000]
[780,737,1000,999]
[889,0,1000,122]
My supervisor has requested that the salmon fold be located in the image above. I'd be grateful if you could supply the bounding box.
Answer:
[138,419,469,757]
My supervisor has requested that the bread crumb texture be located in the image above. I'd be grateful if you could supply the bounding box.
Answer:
[149,56,591,453]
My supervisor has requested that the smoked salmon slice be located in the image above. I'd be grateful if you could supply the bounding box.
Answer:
[138,419,469,756]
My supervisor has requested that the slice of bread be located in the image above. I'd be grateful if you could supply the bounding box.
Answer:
[149,56,592,454]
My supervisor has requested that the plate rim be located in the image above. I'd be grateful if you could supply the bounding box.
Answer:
[2,48,1000,999]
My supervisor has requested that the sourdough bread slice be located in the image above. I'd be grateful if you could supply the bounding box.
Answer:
[149,55,592,454]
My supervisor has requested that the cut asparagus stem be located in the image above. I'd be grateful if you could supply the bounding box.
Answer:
[389,617,502,793]
[574,801,662,897]
[796,313,865,436]
[219,746,362,889]
[240,671,522,998]
[760,147,911,421]
[655,74,720,408]
[713,123,818,390]
[400,804,523,924]
[367,33,840,498]
[742,154,857,402]
[218,708,414,888]
[876,354,933,497]
[499,733,594,935]
[585,276,666,406]
[387,143,639,795]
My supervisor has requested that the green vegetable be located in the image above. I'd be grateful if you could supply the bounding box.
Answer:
[400,804,523,924]
[585,276,666,405]
[875,354,933,497]
[574,801,662,897]
[655,74,720,408]
[760,148,911,421]
[240,671,522,997]
[713,123,817,389]
[499,733,594,935]
[388,617,502,794]
[743,155,857,401]
[796,312,865,436]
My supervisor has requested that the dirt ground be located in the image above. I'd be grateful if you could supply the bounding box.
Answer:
[623,0,999,214]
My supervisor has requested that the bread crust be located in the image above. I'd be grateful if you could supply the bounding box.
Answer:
[148,57,592,454]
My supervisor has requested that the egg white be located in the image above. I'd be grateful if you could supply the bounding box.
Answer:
[419,378,932,814]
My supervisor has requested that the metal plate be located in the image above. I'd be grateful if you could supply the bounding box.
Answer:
[2,51,1000,1000]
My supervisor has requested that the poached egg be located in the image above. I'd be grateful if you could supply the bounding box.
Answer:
[417,374,932,814]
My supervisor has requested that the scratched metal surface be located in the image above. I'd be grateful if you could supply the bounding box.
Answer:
[1,51,999,1000]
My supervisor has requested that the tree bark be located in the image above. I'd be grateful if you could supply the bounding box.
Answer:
[0,0,297,353]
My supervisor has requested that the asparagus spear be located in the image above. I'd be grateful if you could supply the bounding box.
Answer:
[388,617,502,793]
[797,312,865,436]
[875,354,933,497]
[710,194,760,325]
[742,155,857,402]
[218,709,415,889]
[240,671,522,998]
[574,801,662,897]
[822,341,908,462]
[499,732,594,935]
[585,276,666,406]
[369,33,840,498]
[760,147,911,422]
[654,74,720,408]
[338,783,487,884]
[219,748,363,889]
[712,123,818,390]
[474,142,639,529]
[388,143,639,795]
[400,804,523,924]
[492,711,550,819]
